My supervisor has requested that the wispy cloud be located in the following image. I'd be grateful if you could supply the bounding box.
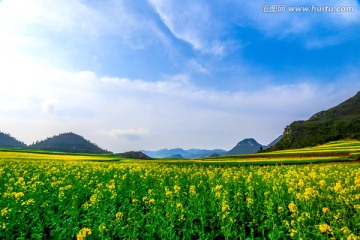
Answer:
[0,0,168,72]
[187,60,209,75]
[148,0,227,56]
[96,128,149,141]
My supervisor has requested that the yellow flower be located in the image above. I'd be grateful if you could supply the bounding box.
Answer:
[278,206,284,213]
[212,185,223,191]
[76,227,92,240]
[148,189,153,195]
[322,207,330,213]
[106,180,115,190]
[298,179,304,188]
[288,201,297,213]
[12,192,24,200]
[347,234,359,240]
[221,202,230,212]
[302,212,310,219]
[89,194,97,204]
[246,172,252,183]
[289,229,298,237]
[17,177,24,183]
[318,223,332,233]
[174,185,181,194]
[340,227,351,234]
[246,197,253,205]
[334,182,342,192]
[98,223,107,232]
[82,202,90,210]
[189,185,196,195]
[215,192,221,199]
[303,187,316,200]
[116,212,123,220]
[149,198,155,204]
[176,203,183,209]
[319,180,326,186]
[21,199,35,206]
[1,207,9,216]
[354,178,360,187]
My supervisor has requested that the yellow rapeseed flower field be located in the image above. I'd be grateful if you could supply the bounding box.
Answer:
[0,141,360,239]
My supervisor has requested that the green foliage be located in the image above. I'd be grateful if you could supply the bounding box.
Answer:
[28,132,110,154]
[0,132,27,148]
[349,153,360,161]
[273,91,360,150]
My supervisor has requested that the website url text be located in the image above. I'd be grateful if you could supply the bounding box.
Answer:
[262,5,355,13]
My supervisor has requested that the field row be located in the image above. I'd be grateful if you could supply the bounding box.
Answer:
[212,140,360,163]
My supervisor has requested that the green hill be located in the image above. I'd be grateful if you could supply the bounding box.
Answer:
[0,132,27,148]
[227,138,263,155]
[273,91,360,150]
[29,132,110,154]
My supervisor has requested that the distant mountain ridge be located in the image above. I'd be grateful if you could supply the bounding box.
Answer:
[266,135,283,149]
[227,138,263,155]
[142,148,227,159]
[273,91,360,150]
[117,151,152,159]
[29,132,110,154]
[227,136,283,155]
[0,132,27,148]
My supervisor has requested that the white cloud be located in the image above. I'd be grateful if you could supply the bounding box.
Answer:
[41,99,58,114]
[148,0,227,56]
[1,61,359,151]
[147,0,360,55]
[148,0,205,47]
[187,60,209,74]
[0,0,169,72]
[0,0,359,152]
[96,128,149,140]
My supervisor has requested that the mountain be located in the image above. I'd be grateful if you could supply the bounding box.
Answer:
[167,154,183,159]
[0,132,27,148]
[117,151,152,160]
[29,132,109,154]
[142,148,227,159]
[273,91,360,150]
[227,138,263,155]
[265,135,283,149]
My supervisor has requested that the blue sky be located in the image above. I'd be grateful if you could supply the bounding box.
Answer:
[1,0,360,152]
